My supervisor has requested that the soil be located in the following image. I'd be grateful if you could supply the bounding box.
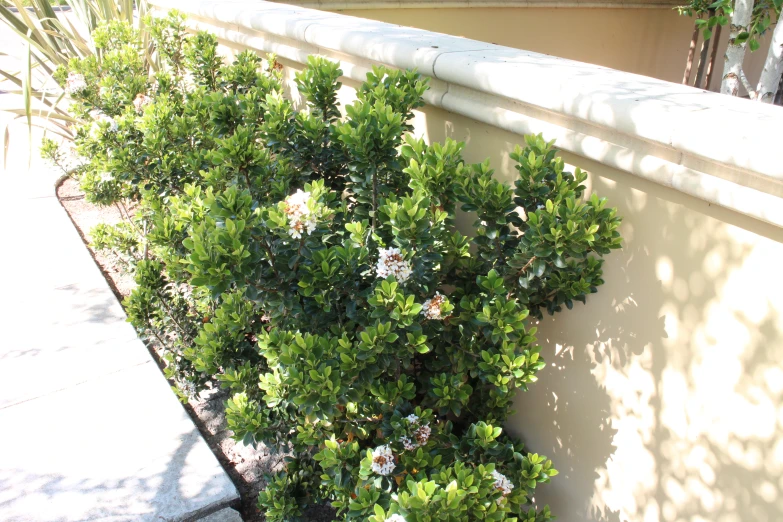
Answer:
[57,177,336,522]
[57,178,135,300]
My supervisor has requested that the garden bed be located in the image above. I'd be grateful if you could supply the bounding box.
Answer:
[42,12,621,520]
[56,177,335,522]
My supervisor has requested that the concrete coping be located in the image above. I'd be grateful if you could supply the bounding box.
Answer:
[149,0,783,227]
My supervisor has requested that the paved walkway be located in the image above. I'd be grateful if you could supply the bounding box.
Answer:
[0,118,240,519]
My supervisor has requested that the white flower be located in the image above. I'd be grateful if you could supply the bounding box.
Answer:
[99,86,110,98]
[90,114,118,138]
[376,247,412,283]
[103,116,119,132]
[401,414,431,451]
[421,292,446,320]
[284,189,317,239]
[286,189,311,213]
[100,171,113,183]
[65,72,87,95]
[176,378,197,399]
[491,469,514,503]
[370,444,395,476]
[385,515,406,522]
[133,93,152,113]
[414,423,431,445]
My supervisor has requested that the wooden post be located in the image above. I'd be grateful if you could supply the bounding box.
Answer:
[683,22,700,85]
[694,9,716,88]
[703,22,722,89]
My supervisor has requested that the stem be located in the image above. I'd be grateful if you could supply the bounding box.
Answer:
[518,256,537,275]
[142,221,149,260]
[457,346,480,359]
[371,169,378,232]
[254,235,279,277]
[155,289,193,342]
[291,236,306,274]
[148,327,170,352]
[114,202,127,222]
[117,200,145,241]
[248,280,279,294]
[494,233,503,269]
[740,68,757,99]
[242,168,253,193]
[334,417,381,424]
[106,247,138,271]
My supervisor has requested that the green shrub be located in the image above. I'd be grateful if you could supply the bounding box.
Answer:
[45,11,622,521]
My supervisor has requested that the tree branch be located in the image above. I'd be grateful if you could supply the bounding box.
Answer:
[740,68,757,99]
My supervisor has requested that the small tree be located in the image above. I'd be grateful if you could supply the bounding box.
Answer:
[679,0,783,102]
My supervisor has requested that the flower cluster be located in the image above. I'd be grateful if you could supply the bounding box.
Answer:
[89,111,118,138]
[376,247,412,282]
[371,444,395,476]
[400,414,431,451]
[421,292,447,320]
[284,189,317,239]
[385,516,405,522]
[491,469,514,503]
[133,93,152,113]
[65,72,87,95]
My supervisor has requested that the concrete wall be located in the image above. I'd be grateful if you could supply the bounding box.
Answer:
[152,2,783,520]
[340,7,772,94]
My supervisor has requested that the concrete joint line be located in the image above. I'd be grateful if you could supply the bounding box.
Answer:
[439,82,450,106]
[302,21,320,45]
[430,48,491,80]
[0,360,153,411]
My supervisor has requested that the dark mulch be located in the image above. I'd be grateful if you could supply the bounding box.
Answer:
[57,177,336,521]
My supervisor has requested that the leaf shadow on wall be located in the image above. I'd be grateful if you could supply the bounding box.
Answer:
[418,93,783,522]
[507,237,666,522]
[508,157,783,522]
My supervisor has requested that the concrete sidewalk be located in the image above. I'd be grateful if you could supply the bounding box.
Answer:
[0,136,240,519]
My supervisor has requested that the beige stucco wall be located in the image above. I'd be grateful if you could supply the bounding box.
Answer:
[268,53,783,522]
[186,0,783,517]
[340,7,772,93]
